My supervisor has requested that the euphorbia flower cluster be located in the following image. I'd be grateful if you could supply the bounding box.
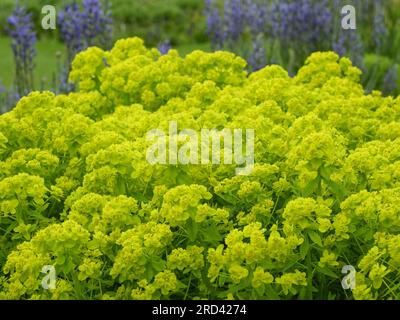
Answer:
[0,38,399,300]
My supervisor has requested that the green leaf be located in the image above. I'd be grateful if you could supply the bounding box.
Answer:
[131,215,141,226]
[264,284,280,300]
[218,273,227,287]
[319,166,346,199]
[186,218,199,242]
[151,257,166,272]
[201,224,223,244]
[299,236,310,259]
[144,267,154,282]
[308,231,323,247]
[316,266,339,279]
[302,177,319,197]
[254,285,265,297]
[115,174,126,195]
[56,255,66,266]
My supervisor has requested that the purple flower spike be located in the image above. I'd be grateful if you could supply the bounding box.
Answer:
[383,64,399,96]
[57,0,113,93]
[6,2,37,97]
[373,0,388,50]
[205,0,225,50]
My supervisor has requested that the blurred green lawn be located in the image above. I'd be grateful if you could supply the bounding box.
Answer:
[0,36,209,90]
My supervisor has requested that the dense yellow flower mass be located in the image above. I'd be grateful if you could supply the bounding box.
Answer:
[0,37,399,300]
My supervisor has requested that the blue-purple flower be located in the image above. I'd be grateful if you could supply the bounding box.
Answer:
[373,0,388,50]
[223,0,246,48]
[158,40,172,55]
[6,2,37,96]
[248,35,266,71]
[58,0,113,63]
[57,0,113,92]
[81,0,113,48]
[333,29,364,68]
[245,0,267,35]
[331,0,364,69]
[0,83,20,114]
[204,0,339,73]
[383,64,399,96]
[205,0,225,50]
[58,2,85,60]
[271,0,332,51]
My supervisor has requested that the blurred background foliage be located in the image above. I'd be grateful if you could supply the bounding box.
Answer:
[0,0,400,113]
[0,0,207,47]
[0,0,207,91]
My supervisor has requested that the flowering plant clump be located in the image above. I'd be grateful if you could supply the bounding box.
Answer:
[0,37,399,300]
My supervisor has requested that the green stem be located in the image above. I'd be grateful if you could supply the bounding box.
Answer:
[184,274,192,300]
[306,247,314,300]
